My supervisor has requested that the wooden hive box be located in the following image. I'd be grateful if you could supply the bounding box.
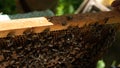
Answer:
[0,9,120,68]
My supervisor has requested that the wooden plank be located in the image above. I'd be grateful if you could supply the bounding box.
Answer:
[0,17,54,38]
[0,17,53,31]
[0,11,120,38]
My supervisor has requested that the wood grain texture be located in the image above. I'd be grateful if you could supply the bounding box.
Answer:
[0,11,120,38]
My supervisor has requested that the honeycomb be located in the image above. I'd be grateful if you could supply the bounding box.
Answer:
[0,23,117,68]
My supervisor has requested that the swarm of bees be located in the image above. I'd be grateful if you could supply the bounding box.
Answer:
[0,22,117,68]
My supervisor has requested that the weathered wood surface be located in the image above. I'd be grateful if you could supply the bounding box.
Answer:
[0,10,120,38]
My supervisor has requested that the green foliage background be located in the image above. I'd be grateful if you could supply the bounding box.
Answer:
[0,0,82,15]
[56,0,83,15]
[0,0,16,14]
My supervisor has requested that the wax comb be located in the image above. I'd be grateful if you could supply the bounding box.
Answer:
[0,10,120,68]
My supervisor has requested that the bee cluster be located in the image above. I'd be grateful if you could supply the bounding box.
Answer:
[0,23,116,68]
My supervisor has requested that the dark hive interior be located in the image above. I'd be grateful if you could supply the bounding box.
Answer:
[0,23,117,68]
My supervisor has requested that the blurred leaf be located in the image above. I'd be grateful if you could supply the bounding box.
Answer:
[56,0,83,15]
[111,60,116,67]
[68,5,74,13]
[97,60,105,68]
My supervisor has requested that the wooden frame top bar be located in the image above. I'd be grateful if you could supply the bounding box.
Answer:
[0,11,120,38]
[0,17,53,31]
